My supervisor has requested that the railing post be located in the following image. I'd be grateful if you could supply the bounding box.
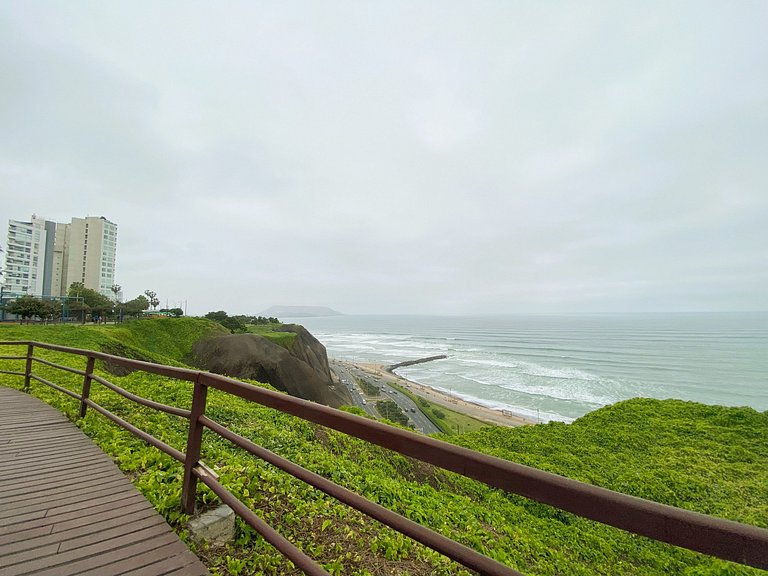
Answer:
[181,374,208,515]
[79,356,96,418]
[23,344,34,392]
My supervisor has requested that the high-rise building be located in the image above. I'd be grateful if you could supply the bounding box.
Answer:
[2,215,118,299]
[64,217,118,297]
[4,215,52,298]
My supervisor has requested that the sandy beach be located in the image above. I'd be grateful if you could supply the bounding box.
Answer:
[343,361,536,428]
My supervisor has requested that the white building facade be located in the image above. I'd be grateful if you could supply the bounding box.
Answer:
[2,215,118,299]
[4,216,52,298]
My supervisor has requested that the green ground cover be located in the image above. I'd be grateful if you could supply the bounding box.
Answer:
[0,317,226,365]
[0,320,765,576]
[375,399,410,427]
[356,377,381,397]
[244,323,297,350]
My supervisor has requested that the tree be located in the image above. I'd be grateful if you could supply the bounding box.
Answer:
[204,310,246,333]
[5,296,61,324]
[205,311,228,323]
[123,295,150,318]
[68,282,113,321]
[221,317,247,333]
[67,297,90,324]
[244,315,281,325]
[37,300,61,323]
[7,296,43,323]
[110,284,122,302]
[144,290,159,311]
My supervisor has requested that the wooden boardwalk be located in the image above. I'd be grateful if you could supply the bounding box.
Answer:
[0,387,210,576]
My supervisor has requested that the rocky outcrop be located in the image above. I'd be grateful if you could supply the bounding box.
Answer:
[192,329,351,408]
[275,324,332,381]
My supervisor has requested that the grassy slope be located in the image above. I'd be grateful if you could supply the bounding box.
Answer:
[452,399,768,525]
[0,317,227,365]
[103,317,229,364]
[0,320,765,576]
[244,323,297,350]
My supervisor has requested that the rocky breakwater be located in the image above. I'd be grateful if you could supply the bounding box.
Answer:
[192,324,352,408]
[386,355,448,371]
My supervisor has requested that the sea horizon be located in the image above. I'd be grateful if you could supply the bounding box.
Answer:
[295,311,768,423]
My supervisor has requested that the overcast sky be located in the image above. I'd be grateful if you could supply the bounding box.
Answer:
[2,1,767,315]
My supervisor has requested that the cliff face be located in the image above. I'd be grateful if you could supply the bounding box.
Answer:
[191,328,351,408]
[275,324,332,381]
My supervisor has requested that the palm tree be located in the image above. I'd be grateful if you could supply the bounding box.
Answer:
[144,290,159,311]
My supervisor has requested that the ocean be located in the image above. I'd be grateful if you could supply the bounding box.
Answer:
[295,313,768,423]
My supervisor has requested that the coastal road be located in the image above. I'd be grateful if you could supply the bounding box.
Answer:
[330,361,378,418]
[340,362,441,434]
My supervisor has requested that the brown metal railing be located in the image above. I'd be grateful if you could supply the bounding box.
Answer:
[1,340,767,575]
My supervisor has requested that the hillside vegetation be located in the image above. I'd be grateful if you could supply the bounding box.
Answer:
[0,317,227,365]
[0,319,765,576]
[245,323,298,349]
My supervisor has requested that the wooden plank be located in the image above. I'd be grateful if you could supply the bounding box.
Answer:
[0,507,160,555]
[58,515,169,553]
[0,525,53,547]
[2,436,102,455]
[104,546,209,576]
[9,531,181,576]
[0,462,119,494]
[0,468,119,501]
[0,387,210,576]
[1,499,151,545]
[0,493,147,536]
[0,478,136,516]
[0,456,111,480]
[2,515,168,566]
[0,453,112,477]
[1,490,146,528]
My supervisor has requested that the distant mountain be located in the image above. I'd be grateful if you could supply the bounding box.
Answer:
[260,305,342,318]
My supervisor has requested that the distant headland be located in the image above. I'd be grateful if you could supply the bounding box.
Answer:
[260,305,343,318]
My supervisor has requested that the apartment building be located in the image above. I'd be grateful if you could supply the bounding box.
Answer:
[4,216,52,298]
[2,215,118,299]
[65,217,118,297]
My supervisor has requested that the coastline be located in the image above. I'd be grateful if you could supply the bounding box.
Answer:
[345,360,536,428]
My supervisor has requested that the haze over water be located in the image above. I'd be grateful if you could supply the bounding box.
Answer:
[298,313,768,423]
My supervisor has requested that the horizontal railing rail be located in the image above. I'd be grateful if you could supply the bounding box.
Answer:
[89,373,193,419]
[29,373,82,400]
[29,355,87,376]
[82,396,188,463]
[0,339,766,575]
